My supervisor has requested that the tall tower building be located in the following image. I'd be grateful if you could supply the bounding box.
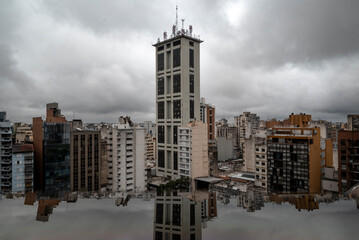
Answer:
[154,15,202,180]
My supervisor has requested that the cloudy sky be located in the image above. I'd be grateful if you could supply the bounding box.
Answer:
[1,0,359,123]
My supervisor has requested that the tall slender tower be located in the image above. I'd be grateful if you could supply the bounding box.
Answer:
[154,13,202,180]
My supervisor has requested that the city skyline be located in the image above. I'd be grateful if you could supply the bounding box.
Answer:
[1,0,359,123]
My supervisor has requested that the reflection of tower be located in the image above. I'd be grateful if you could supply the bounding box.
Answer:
[154,190,202,240]
[237,190,264,212]
[201,191,218,228]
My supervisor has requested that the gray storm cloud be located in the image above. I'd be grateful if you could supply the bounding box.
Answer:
[1,0,359,123]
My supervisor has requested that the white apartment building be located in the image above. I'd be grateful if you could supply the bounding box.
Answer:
[234,112,260,156]
[178,121,208,179]
[0,112,12,193]
[101,117,146,193]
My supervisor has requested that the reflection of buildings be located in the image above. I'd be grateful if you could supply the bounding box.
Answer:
[154,191,203,240]
[237,190,265,212]
[24,191,78,222]
[36,199,61,222]
[270,194,319,211]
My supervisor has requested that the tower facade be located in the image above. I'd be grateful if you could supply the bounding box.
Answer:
[154,21,202,179]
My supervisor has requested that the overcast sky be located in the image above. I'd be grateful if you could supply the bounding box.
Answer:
[1,0,359,123]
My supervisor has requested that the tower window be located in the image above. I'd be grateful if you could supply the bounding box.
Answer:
[190,100,194,119]
[173,100,181,119]
[189,74,194,93]
[173,40,181,46]
[173,74,181,93]
[157,45,164,51]
[157,77,164,95]
[158,126,165,143]
[157,102,164,119]
[173,126,178,144]
[189,49,194,68]
[158,53,164,71]
[173,48,181,68]
[173,151,178,170]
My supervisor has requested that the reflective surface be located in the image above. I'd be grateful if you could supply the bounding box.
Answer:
[0,190,358,240]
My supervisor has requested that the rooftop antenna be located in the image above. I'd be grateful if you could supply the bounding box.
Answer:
[181,18,185,30]
[176,4,178,31]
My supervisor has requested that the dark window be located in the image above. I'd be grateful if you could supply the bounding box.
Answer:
[158,45,164,51]
[155,203,164,224]
[158,126,165,143]
[166,43,171,48]
[173,100,181,119]
[155,232,162,240]
[173,74,181,93]
[158,102,164,119]
[172,234,181,240]
[189,74,194,93]
[158,150,165,168]
[190,204,195,226]
[189,49,194,68]
[190,234,196,240]
[173,126,178,144]
[189,41,194,46]
[172,204,181,226]
[174,151,178,170]
[190,100,194,119]
[158,78,164,95]
[158,53,164,71]
[173,48,181,68]
[173,40,181,46]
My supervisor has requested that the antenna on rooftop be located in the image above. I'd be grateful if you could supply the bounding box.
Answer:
[176,5,178,31]
[181,18,185,30]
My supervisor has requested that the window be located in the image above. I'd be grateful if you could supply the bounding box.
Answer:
[158,126,165,143]
[155,203,164,224]
[172,204,181,226]
[158,150,165,168]
[190,100,194,119]
[173,126,178,144]
[157,102,164,119]
[173,74,181,93]
[173,151,178,170]
[189,49,194,68]
[173,40,181,46]
[157,78,164,95]
[173,100,181,119]
[189,41,194,46]
[190,204,195,226]
[173,48,181,67]
[157,53,164,71]
[166,51,171,69]
[189,74,194,93]
[157,45,164,51]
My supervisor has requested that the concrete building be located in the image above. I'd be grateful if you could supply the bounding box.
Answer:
[200,98,215,140]
[154,21,202,179]
[102,117,146,193]
[216,137,234,162]
[0,112,12,193]
[154,191,203,240]
[12,144,34,193]
[289,113,312,127]
[14,124,33,144]
[234,112,260,157]
[254,138,267,190]
[347,114,359,131]
[178,121,209,179]
[267,127,324,194]
[70,129,101,192]
[33,103,70,192]
[338,130,359,193]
